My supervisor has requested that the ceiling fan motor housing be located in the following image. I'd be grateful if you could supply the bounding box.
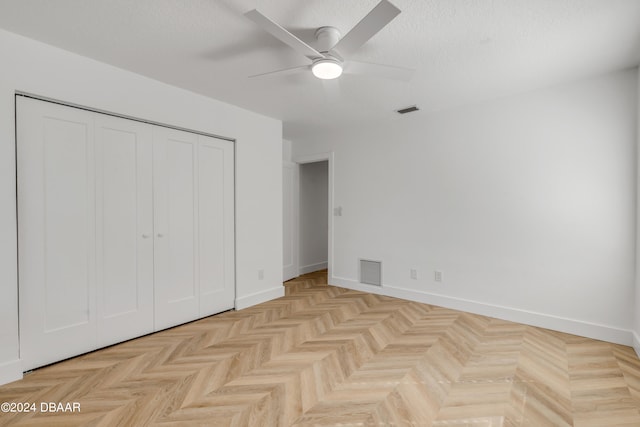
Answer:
[314,26,341,54]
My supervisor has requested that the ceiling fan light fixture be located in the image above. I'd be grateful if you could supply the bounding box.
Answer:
[311,59,343,80]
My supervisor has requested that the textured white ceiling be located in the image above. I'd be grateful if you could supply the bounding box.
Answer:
[0,0,639,139]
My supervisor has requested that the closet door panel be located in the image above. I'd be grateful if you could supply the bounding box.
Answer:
[198,136,235,315]
[17,97,97,370]
[95,116,154,346]
[167,140,197,300]
[154,127,199,330]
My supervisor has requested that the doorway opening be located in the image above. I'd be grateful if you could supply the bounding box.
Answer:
[283,152,333,282]
[298,160,328,275]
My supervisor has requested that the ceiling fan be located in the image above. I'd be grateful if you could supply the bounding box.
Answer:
[244,0,413,81]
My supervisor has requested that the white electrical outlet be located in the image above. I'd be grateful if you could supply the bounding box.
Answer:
[258,269,264,280]
[410,269,417,280]
[434,270,443,282]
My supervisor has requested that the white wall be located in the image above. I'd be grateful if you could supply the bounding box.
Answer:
[0,28,282,385]
[293,68,638,345]
[299,161,329,274]
[635,66,640,356]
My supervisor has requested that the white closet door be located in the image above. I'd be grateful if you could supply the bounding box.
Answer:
[17,97,97,370]
[153,127,200,330]
[18,97,236,369]
[95,115,154,346]
[198,135,235,316]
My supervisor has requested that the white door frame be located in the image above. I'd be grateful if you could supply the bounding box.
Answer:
[283,161,299,282]
[292,152,334,281]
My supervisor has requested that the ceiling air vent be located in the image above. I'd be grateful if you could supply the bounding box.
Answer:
[360,259,382,287]
[396,105,419,115]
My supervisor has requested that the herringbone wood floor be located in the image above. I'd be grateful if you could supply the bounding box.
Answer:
[2,270,640,426]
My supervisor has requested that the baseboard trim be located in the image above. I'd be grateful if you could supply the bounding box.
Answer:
[330,275,632,346]
[0,359,22,387]
[633,331,640,358]
[299,262,328,275]
[283,268,298,282]
[235,286,285,310]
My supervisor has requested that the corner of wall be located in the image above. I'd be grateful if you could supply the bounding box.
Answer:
[633,331,640,358]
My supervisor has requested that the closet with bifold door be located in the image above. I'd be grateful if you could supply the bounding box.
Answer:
[16,96,235,371]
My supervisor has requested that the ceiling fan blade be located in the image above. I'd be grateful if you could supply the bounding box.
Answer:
[331,0,400,57]
[244,9,324,60]
[248,64,309,79]
[343,60,414,81]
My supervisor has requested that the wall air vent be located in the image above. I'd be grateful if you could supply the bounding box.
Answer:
[396,105,420,115]
[360,259,382,286]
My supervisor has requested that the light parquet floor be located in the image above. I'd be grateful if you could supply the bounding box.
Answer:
[2,270,640,426]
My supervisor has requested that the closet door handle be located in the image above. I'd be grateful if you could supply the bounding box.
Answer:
[142,234,150,239]
[157,233,164,238]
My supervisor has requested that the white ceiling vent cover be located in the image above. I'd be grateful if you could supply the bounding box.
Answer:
[360,259,382,286]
